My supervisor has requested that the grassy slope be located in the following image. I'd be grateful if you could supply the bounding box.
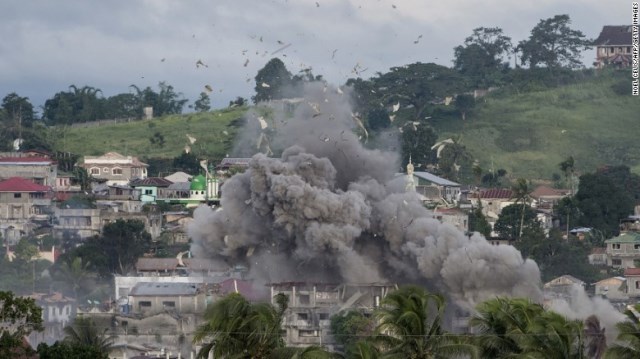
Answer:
[434,71,640,179]
[56,107,247,160]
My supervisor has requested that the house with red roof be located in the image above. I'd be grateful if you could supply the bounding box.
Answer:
[0,155,57,187]
[0,177,52,244]
[593,25,633,69]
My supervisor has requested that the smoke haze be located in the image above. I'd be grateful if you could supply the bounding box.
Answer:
[188,81,543,310]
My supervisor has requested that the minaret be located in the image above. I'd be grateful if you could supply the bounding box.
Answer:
[405,155,416,192]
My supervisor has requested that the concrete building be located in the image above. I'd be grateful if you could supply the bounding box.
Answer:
[593,25,633,69]
[27,292,76,346]
[269,282,397,351]
[594,276,627,301]
[127,282,207,315]
[624,268,640,298]
[53,207,102,239]
[605,231,640,269]
[412,171,461,204]
[0,177,52,244]
[432,207,469,233]
[131,177,174,204]
[78,152,148,186]
[0,156,57,187]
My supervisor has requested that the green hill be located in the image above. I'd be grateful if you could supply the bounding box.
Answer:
[55,107,247,161]
[54,71,639,180]
[433,70,640,179]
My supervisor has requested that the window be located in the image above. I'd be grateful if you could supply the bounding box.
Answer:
[112,167,123,175]
[612,259,622,266]
[318,313,329,320]
[162,301,176,308]
[299,294,310,305]
[299,330,318,337]
[635,244,640,250]
[90,167,100,175]
[297,313,308,320]
[613,244,621,250]
[145,189,152,195]
[139,301,151,308]
[13,193,21,198]
[636,281,640,289]
[628,46,632,53]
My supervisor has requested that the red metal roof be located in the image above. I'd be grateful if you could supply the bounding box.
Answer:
[0,177,51,192]
[624,268,640,276]
[477,188,513,199]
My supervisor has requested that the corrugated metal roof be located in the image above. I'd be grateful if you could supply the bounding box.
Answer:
[595,25,633,46]
[0,177,51,192]
[605,232,640,244]
[413,171,460,186]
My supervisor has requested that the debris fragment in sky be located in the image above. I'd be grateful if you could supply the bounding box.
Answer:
[414,35,423,44]
[204,85,213,92]
[261,82,270,88]
[271,43,292,55]
[316,2,320,7]
[392,4,397,9]
[392,102,400,112]
[196,59,208,68]
[332,49,338,59]
[186,134,197,144]
[389,114,396,122]
[160,58,166,62]
[244,59,249,67]
[351,112,369,142]
[257,116,268,129]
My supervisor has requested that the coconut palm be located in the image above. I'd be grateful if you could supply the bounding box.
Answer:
[584,315,606,359]
[374,285,477,359]
[63,316,113,354]
[605,304,640,359]
[510,178,533,238]
[470,297,544,358]
[193,293,286,359]
[517,310,585,359]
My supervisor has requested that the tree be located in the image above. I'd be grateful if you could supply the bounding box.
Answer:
[42,85,106,124]
[37,340,109,359]
[375,285,477,358]
[194,92,211,112]
[518,14,592,69]
[103,93,139,119]
[584,315,606,359]
[453,27,512,87]
[13,237,39,263]
[0,290,44,358]
[2,92,35,128]
[149,131,165,148]
[401,123,437,168]
[55,257,93,299]
[253,58,294,103]
[130,82,188,117]
[469,205,491,238]
[607,303,640,358]
[454,94,475,121]
[193,292,286,359]
[559,156,576,194]
[72,219,152,276]
[172,151,201,174]
[518,310,585,358]
[331,310,375,353]
[576,172,634,237]
[494,203,539,239]
[63,316,113,354]
[511,178,533,238]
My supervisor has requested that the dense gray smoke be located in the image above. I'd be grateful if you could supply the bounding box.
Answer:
[188,82,542,309]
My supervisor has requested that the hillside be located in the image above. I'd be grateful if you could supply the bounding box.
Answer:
[55,107,247,161]
[55,71,639,180]
[433,70,640,179]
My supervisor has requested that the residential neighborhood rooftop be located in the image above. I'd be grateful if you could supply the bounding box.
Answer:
[594,25,633,45]
[0,177,51,192]
[605,232,640,244]
[412,171,460,186]
[129,282,200,296]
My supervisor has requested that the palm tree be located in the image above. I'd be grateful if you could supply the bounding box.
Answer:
[193,293,286,359]
[375,285,477,359]
[518,310,585,359]
[605,304,640,358]
[347,341,381,359]
[63,316,113,353]
[470,297,544,358]
[510,178,533,239]
[57,256,92,299]
[584,315,606,359]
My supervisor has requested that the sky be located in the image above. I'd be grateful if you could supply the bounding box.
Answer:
[0,0,630,113]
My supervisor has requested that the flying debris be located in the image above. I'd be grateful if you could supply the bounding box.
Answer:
[389,114,396,122]
[196,59,208,68]
[277,40,285,45]
[271,43,292,55]
[392,102,400,113]
[392,4,397,9]
[316,1,320,7]
[352,62,368,75]
[204,85,213,92]
[257,116,268,129]
[160,58,166,62]
[336,87,343,95]
[244,59,250,67]
[261,82,271,88]
[351,112,369,142]
[222,130,229,136]
[186,134,197,144]
[413,35,423,44]
[332,49,338,59]
[308,102,321,116]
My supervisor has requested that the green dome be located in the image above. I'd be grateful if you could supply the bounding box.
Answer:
[190,174,206,191]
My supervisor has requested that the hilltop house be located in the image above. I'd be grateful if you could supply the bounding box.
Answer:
[130,177,173,204]
[605,231,640,269]
[78,152,148,186]
[0,177,52,244]
[593,25,633,69]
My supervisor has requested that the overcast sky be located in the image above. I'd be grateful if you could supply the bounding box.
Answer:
[0,0,629,112]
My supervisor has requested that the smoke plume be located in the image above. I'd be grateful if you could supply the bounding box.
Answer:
[188,82,543,310]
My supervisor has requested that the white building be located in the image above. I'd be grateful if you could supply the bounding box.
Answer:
[78,152,148,186]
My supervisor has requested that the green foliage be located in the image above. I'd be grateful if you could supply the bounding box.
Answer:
[518,14,592,69]
[401,123,437,168]
[149,131,165,148]
[63,316,114,354]
[70,219,152,276]
[13,238,39,263]
[437,141,475,182]
[194,92,211,112]
[469,206,491,238]
[130,81,189,117]
[606,303,640,358]
[253,58,296,103]
[494,204,539,239]
[0,290,44,358]
[330,310,374,351]
[193,293,285,359]
[172,151,201,175]
[453,27,512,88]
[575,171,635,237]
[37,340,109,359]
[454,94,475,121]
[43,85,105,125]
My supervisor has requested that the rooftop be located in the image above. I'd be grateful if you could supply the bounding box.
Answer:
[413,171,460,186]
[130,177,173,187]
[605,232,640,244]
[0,177,51,192]
[218,158,251,168]
[474,188,513,199]
[624,268,640,276]
[530,186,570,199]
[129,282,200,296]
[594,25,633,46]
[0,156,54,165]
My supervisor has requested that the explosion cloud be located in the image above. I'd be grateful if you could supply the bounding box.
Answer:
[188,82,542,310]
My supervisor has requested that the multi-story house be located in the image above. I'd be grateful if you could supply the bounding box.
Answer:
[605,217,640,269]
[27,292,76,346]
[127,282,208,316]
[0,177,52,244]
[593,25,633,69]
[269,282,397,352]
[0,156,57,187]
[78,152,148,186]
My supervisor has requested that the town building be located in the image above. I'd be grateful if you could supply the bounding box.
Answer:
[127,282,208,316]
[412,171,461,204]
[594,276,627,301]
[605,231,640,269]
[0,156,57,187]
[130,177,174,204]
[0,177,52,244]
[269,282,397,351]
[624,268,640,298]
[27,292,76,346]
[432,207,469,233]
[593,25,634,69]
[78,152,148,186]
